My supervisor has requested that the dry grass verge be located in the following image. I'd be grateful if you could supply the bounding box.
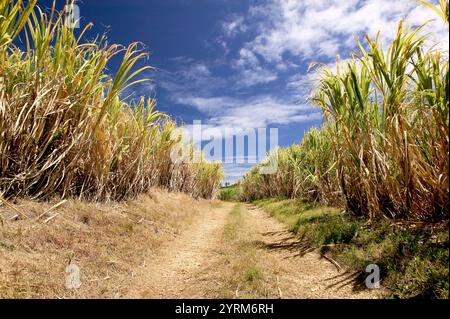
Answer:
[0,189,216,298]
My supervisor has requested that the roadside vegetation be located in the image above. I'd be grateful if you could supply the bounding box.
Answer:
[254,198,448,299]
[0,0,222,202]
[218,184,240,201]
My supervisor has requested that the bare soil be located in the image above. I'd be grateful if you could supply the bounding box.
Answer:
[132,202,233,298]
[242,204,383,298]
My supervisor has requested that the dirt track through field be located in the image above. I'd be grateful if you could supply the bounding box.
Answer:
[130,202,382,299]
[131,202,234,298]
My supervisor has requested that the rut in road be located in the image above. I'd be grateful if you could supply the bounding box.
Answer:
[242,205,382,298]
[130,202,382,299]
[131,202,234,298]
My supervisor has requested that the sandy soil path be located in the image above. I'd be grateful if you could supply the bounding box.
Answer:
[244,204,382,299]
[129,202,382,299]
[130,202,234,298]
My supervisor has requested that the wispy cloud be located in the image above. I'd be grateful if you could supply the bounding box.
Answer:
[229,48,279,87]
[222,163,254,183]
[176,95,322,128]
[155,59,226,97]
[222,0,449,85]
[258,0,445,59]
[222,14,247,38]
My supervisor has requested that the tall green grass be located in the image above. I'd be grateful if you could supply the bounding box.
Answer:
[242,1,449,221]
[0,1,223,200]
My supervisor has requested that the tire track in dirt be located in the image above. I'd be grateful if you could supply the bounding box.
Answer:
[244,204,384,298]
[131,202,234,298]
[129,201,383,299]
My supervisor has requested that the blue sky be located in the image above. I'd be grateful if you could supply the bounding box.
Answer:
[41,0,448,183]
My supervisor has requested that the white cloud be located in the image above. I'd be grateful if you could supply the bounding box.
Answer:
[230,48,279,87]
[236,67,278,87]
[222,15,247,37]
[222,0,450,88]
[155,60,226,97]
[175,96,230,113]
[234,48,259,67]
[176,95,322,128]
[222,163,254,182]
[229,0,449,67]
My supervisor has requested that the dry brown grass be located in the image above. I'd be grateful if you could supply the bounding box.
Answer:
[0,188,216,298]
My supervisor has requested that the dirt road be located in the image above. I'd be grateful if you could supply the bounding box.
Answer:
[133,202,234,298]
[130,202,381,299]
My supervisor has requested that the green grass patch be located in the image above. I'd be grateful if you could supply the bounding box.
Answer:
[219,184,240,201]
[254,198,449,299]
[223,203,243,240]
[254,197,341,234]
[218,203,269,298]
[245,266,263,282]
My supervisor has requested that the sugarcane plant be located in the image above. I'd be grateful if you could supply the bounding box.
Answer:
[242,0,449,221]
[0,0,223,200]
